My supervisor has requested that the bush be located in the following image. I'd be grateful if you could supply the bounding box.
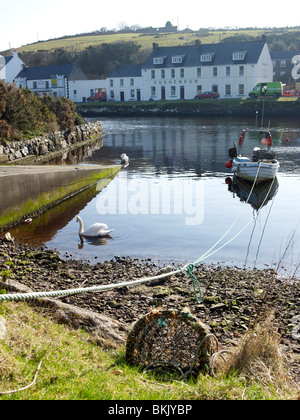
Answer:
[0,81,84,141]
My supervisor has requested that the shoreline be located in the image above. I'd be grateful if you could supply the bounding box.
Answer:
[1,237,299,380]
[76,98,300,119]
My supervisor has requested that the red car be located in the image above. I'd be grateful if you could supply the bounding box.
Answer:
[194,91,220,99]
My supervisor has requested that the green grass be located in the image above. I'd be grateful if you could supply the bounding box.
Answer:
[16,28,300,54]
[0,301,298,400]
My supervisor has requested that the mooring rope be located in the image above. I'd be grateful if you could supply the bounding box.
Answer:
[0,163,277,304]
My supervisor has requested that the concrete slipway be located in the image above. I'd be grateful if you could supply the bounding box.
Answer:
[0,164,121,230]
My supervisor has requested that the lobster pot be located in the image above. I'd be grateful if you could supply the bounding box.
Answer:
[125,310,217,375]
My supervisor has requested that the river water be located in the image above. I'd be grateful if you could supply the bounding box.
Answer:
[10,116,300,272]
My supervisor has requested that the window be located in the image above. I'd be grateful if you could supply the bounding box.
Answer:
[110,79,114,87]
[130,78,134,86]
[33,82,37,89]
[151,86,156,97]
[225,85,231,95]
[212,85,218,93]
[225,66,231,77]
[213,67,217,77]
[233,51,246,61]
[151,70,155,79]
[197,67,201,77]
[153,57,164,65]
[130,89,135,98]
[120,79,124,87]
[170,86,176,96]
[172,56,183,64]
[197,85,202,94]
[110,90,114,99]
[280,60,286,67]
[171,69,175,78]
[161,69,165,79]
[201,53,214,62]
[238,84,245,95]
[45,81,49,89]
[239,66,244,76]
[180,68,184,78]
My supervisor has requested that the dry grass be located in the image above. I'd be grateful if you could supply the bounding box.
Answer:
[219,314,300,399]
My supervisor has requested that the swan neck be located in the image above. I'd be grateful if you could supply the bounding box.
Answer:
[78,217,84,234]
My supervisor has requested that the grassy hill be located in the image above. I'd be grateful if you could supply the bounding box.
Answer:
[9,27,300,54]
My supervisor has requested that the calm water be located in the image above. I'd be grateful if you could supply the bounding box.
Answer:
[10,116,300,272]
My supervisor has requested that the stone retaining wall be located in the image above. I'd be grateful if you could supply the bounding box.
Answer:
[0,121,102,163]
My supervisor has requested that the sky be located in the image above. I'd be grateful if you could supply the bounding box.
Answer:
[1,0,300,52]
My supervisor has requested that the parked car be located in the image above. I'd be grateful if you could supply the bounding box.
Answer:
[194,91,220,99]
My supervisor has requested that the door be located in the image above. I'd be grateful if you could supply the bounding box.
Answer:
[120,91,125,102]
[161,86,166,100]
[180,86,185,99]
[137,89,141,101]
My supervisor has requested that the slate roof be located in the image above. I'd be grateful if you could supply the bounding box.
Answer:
[271,51,300,60]
[5,56,13,64]
[16,64,86,80]
[107,64,142,78]
[142,41,267,69]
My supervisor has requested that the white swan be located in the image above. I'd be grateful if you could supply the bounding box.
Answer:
[76,216,113,237]
[120,153,129,164]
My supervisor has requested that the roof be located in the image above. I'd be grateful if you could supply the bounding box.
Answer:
[107,64,142,78]
[5,56,13,64]
[271,51,300,60]
[16,64,87,80]
[142,41,267,69]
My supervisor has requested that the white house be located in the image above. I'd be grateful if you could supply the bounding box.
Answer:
[106,64,142,101]
[68,79,107,102]
[0,51,25,84]
[0,55,5,80]
[107,41,273,101]
[15,64,87,98]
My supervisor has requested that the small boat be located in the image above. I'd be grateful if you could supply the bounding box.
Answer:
[225,130,279,182]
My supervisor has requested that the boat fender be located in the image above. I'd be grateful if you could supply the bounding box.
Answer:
[225,161,232,168]
[225,177,232,185]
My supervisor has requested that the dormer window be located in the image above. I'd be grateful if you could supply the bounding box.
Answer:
[172,55,183,64]
[232,51,247,61]
[201,53,214,63]
[153,57,165,65]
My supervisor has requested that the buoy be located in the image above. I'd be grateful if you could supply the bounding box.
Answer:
[225,177,232,185]
[286,138,289,143]
[225,161,232,168]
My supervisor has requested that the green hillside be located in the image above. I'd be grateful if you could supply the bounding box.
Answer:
[9,26,300,54]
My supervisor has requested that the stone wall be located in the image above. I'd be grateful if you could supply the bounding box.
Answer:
[0,121,102,163]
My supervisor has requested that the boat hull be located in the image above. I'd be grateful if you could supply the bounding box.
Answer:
[231,160,279,182]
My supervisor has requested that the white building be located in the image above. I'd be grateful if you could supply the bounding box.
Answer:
[107,41,273,101]
[68,79,107,102]
[106,65,142,101]
[15,64,87,98]
[0,51,25,84]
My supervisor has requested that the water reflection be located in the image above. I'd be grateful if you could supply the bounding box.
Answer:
[7,175,116,246]
[6,116,300,269]
[78,235,112,249]
[226,175,279,211]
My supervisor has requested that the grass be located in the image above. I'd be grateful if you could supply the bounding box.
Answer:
[15,28,300,54]
[0,301,298,400]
